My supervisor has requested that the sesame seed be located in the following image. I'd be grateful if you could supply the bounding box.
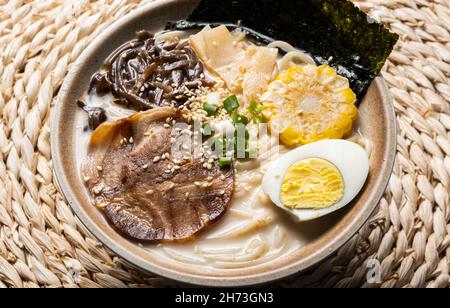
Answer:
[164,124,171,128]
[83,176,91,182]
[97,203,108,209]
[146,190,154,195]
[144,132,151,137]
[153,156,161,162]
[129,137,134,144]
[96,166,103,171]
[195,182,201,187]
[143,164,149,169]
[220,190,225,195]
[93,183,104,195]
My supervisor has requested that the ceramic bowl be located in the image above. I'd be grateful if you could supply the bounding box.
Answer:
[51,0,396,286]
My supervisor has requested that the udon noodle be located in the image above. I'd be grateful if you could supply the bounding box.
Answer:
[268,41,316,71]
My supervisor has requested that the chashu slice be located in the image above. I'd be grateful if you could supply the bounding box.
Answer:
[82,107,234,242]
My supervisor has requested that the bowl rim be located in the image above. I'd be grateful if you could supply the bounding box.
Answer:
[51,0,397,287]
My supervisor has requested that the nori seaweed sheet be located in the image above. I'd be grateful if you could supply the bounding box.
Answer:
[168,0,399,101]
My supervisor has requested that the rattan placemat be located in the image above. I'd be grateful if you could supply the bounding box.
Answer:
[0,0,449,288]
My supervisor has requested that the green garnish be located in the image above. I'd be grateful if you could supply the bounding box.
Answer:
[201,123,214,138]
[218,157,233,167]
[231,112,249,125]
[214,137,226,155]
[248,101,267,124]
[203,103,218,117]
[223,95,240,113]
[246,147,258,158]
[248,101,262,113]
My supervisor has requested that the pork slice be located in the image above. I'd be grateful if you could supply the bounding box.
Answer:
[82,107,234,242]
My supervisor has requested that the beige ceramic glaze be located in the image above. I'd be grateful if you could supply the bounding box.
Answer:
[51,0,397,286]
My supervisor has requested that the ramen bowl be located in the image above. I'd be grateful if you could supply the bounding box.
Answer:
[51,0,396,286]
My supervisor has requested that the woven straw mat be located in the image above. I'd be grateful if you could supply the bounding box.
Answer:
[0,0,449,288]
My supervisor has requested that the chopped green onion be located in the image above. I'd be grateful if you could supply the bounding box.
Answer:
[248,101,262,113]
[214,138,225,155]
[231,112,249,125]
[233,124,248,157]
[223,95,240,113]
[246,147,258,158]
[225,137,237,156]
[203,103,218,117]
[218,157,233,167]
[201,123,214,137]
[248,101,267,124]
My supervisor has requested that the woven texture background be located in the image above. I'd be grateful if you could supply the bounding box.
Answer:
[0,0,449,288]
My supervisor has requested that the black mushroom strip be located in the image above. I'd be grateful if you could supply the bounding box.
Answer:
[77,101,107,130]
[89,30,214,110]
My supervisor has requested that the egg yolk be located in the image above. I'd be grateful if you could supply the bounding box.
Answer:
[281,158,345,209]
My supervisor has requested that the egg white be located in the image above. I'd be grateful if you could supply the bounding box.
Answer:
[262,139,370,221]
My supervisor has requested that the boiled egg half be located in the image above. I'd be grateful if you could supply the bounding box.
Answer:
[262,140,369,221]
